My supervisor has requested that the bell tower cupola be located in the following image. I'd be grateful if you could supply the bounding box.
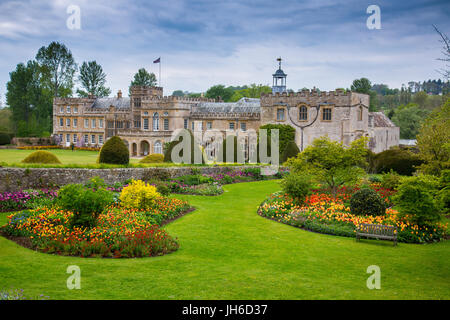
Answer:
[272,57,287,93]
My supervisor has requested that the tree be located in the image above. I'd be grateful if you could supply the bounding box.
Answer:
[0,107,13,133]
[130,68,157,87]
[433,25,450,80]
[205,85,234,101]
[229,84,272,102]
[351,78,372,94]
[416,98,450,175]
[77,61,111,98]
[351,78,378,111]
[286,136,368,199]
[172,90,185,97]
[6,61,53,136]
[391,103,430,139]
[35,41,77,97]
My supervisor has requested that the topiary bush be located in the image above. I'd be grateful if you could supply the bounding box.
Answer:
[350,188,386,217]
[281,140,300,163]
[164,130,204,164]
[259,124,295,158]
[281,173,313,205]
[56,184,114,229]
[99,136,129,165]
[393,175,441,226]
[140,153,164,163]
[0,132,11,145]
[21,150,62,164]
[373,147,423,176]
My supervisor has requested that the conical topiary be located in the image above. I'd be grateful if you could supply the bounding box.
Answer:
[281,140,300,163]
[99,136,129,165]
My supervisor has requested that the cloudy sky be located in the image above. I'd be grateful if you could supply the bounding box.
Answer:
[0,0,449,104]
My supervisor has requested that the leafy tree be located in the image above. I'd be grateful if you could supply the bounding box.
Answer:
[77,61,111,98]
[205,85,234,101]
[35,41,77,97]
[0,107,13,132]
[130,68,157,87]
[286,136,368,199]
[416,98,450,175]
[351,78,372,94]
[229,84,272,102]
[393,175,441,226]
[351,78,378,111]
[391,103,430,139]
[172,90,185,97]
[433,25,449,80]
[6,61,53,136]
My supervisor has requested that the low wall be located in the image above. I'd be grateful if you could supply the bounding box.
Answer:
[0,166,263,192]
[11,137,55,147]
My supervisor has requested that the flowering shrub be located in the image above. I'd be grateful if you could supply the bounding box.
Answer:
[0,189,58,212]
[119,180,160,210]
[258,185,447,244]
[56,184,114,229]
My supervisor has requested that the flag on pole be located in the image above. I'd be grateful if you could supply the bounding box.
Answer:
[153,57,161,86]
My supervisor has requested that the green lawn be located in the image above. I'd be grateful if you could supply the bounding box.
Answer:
[0,149,101,165]
[0,180,449,299]
[0,148,141,165]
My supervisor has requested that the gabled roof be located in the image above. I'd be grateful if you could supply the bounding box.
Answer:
[369,112,397,127]
[192,98,261,114]
[91,97,130,109]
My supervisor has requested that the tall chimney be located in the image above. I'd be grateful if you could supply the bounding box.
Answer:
[117,90,122,98]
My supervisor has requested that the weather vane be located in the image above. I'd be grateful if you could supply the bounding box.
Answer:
[277,57,282,69]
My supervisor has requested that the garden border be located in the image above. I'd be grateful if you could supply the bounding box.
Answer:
[0,166,267,192]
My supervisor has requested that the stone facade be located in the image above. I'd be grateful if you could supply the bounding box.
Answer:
[52,61,399,158]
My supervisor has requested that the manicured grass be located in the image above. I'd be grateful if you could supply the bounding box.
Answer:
[0,149,102,165]
[0,149,262,168]
[0,180,449,299]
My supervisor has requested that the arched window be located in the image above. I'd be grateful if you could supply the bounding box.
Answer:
[358,106,363,121]
[153,112,159,131]
[154,141,162,154]
[299,105,308,121]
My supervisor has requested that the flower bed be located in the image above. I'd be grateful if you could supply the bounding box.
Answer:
[17,146,100,151]
[0,189,58,212]
[164,167,290,196]
[2,195,191,258]
[258,185,447,244]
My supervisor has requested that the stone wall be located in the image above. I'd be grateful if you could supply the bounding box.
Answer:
[0,166,264,192]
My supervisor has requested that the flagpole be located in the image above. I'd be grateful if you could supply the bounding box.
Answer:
[159,58,161,87]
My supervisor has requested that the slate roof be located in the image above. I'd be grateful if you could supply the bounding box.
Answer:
[192,98,261,114]
[91,97,130,109]
[369,112,397,127]
[273,68,287,77]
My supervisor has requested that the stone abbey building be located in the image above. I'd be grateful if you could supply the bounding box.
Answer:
[53,60,399,158]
